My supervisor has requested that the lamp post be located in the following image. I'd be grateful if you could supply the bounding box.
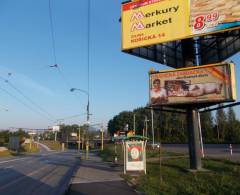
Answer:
[100,126,104,151]
[70,88,90,159]
[70,88,90,122]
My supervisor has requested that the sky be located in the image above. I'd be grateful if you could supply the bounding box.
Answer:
[0,0,239,130]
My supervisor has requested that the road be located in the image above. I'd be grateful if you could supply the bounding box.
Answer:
[0,147,79,195]
[162,144,240,162]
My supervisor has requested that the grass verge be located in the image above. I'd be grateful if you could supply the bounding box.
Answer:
[0,150,12,157]
[100,144,240,195]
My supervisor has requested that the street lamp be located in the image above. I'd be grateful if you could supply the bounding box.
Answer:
[70,88,90,122]
[70,87,90,159]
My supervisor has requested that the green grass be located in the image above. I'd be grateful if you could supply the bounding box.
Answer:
[0,150,12,157]
[20,143,40,153]
[130,158,240,195]
[100,144,240,195]
[0,143,39,157]
[99,144,182,163]
[39,140,62,151]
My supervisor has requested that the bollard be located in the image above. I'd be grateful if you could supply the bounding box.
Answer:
[62,143,65,152]
[114,156,118,164]
[229,144,233,156]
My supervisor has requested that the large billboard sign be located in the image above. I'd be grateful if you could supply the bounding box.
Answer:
[122,0,240,50]
[149,63,236,106]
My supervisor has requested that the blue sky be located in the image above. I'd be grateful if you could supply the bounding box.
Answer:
[0,0,239,129]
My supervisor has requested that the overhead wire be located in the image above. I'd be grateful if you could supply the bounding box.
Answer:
[47,0,91,118]
[87,0,90,96]
[0,75,56,121]
[7,80,55,120]
[48,0,57,65]
[0,86,53,121]
[48,0,73,89]
[56,113,88,123]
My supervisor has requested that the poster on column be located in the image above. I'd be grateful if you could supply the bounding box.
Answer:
[121,0,240,50]
[149,62,236,106]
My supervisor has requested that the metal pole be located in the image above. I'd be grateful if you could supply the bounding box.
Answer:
[187,108,202,169]
[195,37,204,159]
[55,131,57,141]
[145,116,148,138]
[133,114,136,135]
[78,127,81,153]
[198,112,204,158]
[151,108,154,148]
[183,38,202,170]
[30,133,32,150]
[101,127,104,151]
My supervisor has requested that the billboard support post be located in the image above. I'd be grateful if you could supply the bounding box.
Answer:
[187,37,202,170]
[187,108,202,170]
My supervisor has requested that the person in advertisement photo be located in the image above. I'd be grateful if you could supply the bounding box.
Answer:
[150,78,168,104]
[187,82,223,97]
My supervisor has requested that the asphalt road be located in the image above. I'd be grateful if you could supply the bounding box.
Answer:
[0,148,79,195]
[162,144,240,162]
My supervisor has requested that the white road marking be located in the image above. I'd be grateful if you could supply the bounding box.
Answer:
[0,157,31,164]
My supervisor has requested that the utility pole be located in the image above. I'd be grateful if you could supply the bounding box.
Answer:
[101,125,104,151]
[78,126,81,153]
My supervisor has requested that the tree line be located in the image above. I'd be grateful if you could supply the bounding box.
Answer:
[108,106,240,143]
[0,129,29,146]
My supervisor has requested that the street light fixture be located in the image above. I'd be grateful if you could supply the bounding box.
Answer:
[70,87,90,159]
[70,88,90,122]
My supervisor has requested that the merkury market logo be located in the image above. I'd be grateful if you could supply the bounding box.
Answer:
[130,5,179,32]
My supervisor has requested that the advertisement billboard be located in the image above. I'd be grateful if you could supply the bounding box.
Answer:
[125,141,145,171]
[52,125,60,132]
[122,0,240,50]
[149,63,236,106]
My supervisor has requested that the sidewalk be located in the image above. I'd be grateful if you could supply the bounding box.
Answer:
[67,152,137,195]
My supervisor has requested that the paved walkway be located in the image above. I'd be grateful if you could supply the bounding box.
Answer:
[67,153,137,195]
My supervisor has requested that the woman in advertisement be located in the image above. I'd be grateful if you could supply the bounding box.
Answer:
[150,79,168,104]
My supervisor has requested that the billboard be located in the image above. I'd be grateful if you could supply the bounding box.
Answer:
[122,0,240,50]
[52,125,60,132]
[149,63,236,106]
[125,141,145,171]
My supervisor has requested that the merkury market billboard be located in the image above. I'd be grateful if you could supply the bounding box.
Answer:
[149,63,236,106]
[121,0,240,50]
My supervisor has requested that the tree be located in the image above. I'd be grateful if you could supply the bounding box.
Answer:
[200,111,214,142]
[225,107,240,142]
[216,107,227,141]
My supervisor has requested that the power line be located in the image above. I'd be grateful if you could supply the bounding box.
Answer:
[7,80,56,120]
[87,0,90,95]
[56,113,88,123]
[48,0,57,65]
[0,86,53,121]
[47,1,73,90]
[0,75,56,120]
[49,64,72,88]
